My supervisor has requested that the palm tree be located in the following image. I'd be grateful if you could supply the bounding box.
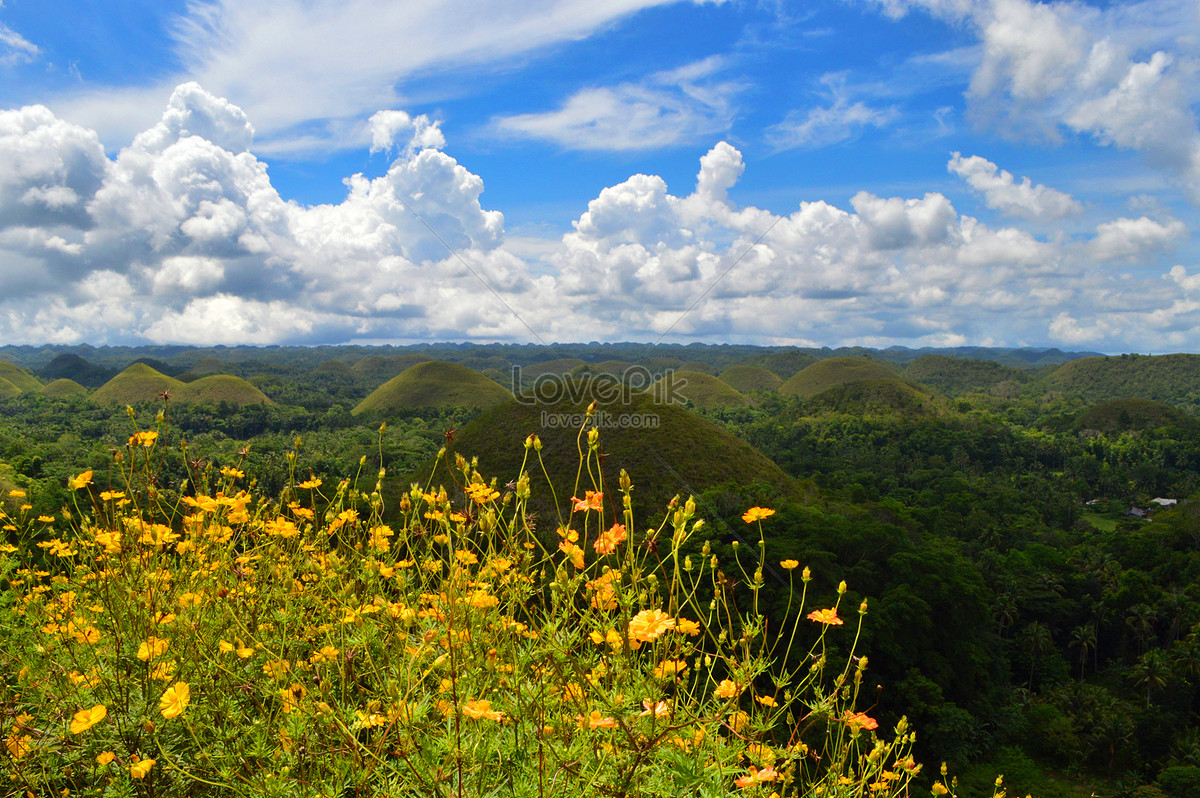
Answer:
[1131,649,1171,708]
[1069,623,1096,681]
[1025,621,1053,690]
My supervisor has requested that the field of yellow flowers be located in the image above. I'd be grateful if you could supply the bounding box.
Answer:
[1,408,986,798]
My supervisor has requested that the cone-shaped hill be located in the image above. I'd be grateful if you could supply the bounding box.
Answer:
[41,379,88,398]
[738,350,820,378]
[904,355,1025,397]
[353,361,512,416]
[1075,398,1197,435]
[520,358,586,380]
[350,354,432,382]
[408,380,794,524]
[92,364,184,405]
[0,377,21,401]
[719,365,783,393]
[175,375,271,405]
[779,357,899,399]
[1042,354,1200,406]
[38,353,113,387]
[0,361,41,393]
[802,377,944,420]
[651,371,751,409]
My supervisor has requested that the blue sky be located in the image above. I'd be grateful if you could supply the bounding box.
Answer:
[0,0,1198,351]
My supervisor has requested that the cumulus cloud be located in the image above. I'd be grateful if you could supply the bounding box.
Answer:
[492,57,740,150]
[948,152,1082,219]
[0,81,1198,352]
[868,0,1200,201]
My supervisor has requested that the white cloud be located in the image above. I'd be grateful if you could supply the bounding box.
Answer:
[766,74,897,150]
[492,57,740,150]
[0,20,38,66]
[50,0,706,152]
[0,83,1198,352]
[369,110,445,155]
[948,152,1081,219]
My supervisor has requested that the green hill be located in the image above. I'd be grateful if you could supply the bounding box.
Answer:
[520,358,587,380]
[349,354,432,383]
[175,375,272,406]
[353,361,512,415]
[408,380,794,524]
[1074,398,1197,435]
[779,357,899,399]
[575,360,635,378]
[91,364,184,405]
[1042,354,1200,405]
[38,353,113,387]
[719,365,783,393]
[0,377,21,402]
[904,355,1027,398]
[40,379,88,398]
[803,377,943,419]
[0,361,41,393]
[313,360,355,377]
[737,350,821,378]
[679,360,719,376]
[651,371,751,409]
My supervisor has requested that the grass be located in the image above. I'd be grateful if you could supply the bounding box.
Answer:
[174,375,272,406]
[348,353,432,382]
[0,376,21,401]
[91,363,184,405]
[352,361,512,416]
[0,360,42,393]
[40,378,89,398]
[779,357,899,400]
[1082,511,1119,532]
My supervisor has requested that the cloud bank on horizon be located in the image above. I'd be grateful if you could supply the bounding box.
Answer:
[0,0,1198,352]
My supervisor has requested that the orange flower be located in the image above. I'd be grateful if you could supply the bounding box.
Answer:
[734,765,778,788]
[462,699,504,722]
[578,710,617,729]
[628,609,675,643]
[593,523,627,555]
[714,679,741,700]
[843,710,879,731]
[69,470,93,490]
[741,507,775,523]
[639,699,670,717]
[807,608,843,625]
[571,491,603,513]
[70,704,107,734]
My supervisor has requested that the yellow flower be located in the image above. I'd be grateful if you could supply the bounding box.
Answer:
[97,750,116,766]
[69,471,93,490]
[70,704,107,734]
[676,617,701,636]
[137,636,169,661]
[628,609,675,643]
[218,640,235,653]
[297,478,322,490]
[756,695,778,707]
[462,699,504,722]
[639,699,670,717]
[779,559,800,570]
[159,682,190,719]
[130,758,155,779]
[741,507,775,523]
[8,489,26,498]
[310,645,340,664]
[653,659,687,679]
[5,733,30,759]
[128,431,158,448]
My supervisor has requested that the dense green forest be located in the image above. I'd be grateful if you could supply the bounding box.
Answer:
[3,343,1200,797]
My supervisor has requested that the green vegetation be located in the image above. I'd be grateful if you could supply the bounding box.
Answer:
[1074,398,1197,434]
[778,357,900,399]
[0,377,21,401]
[348,353,432,382]
[904,354,1027,397]
[91,363,183,405]
[0,360,41,393]
[352,360,512,416]
[1042,354,1200,406]
[652,370,752,409]
[174,374,272,406]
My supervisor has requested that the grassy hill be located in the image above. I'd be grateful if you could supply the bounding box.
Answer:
[1074,398,1197,435]
[349,354,432,383]
[520,358,587,380]
[40,378,88,398]
[779,357,899,399]
[651,370,751,409]
[92,364,184,405]
[1041,354,1200,406]
[353,361,512,415]
[803,377,944,420]
[736,350,821,378]
[719,365,783,393]
[0,377,21,401]
[313,360,355,376]
[903,355,1027,397]
[407,380,794,525]
[0,361,41,393]
[175,375,272,406]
